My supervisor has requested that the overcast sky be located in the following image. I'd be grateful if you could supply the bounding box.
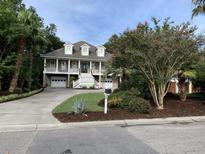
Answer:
[23,0,205,45]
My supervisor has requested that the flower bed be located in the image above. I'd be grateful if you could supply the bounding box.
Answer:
[53,99,205,122]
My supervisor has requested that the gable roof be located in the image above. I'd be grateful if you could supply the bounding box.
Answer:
[42,41,112,61]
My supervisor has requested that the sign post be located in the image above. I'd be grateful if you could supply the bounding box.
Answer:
[104,89,111,114]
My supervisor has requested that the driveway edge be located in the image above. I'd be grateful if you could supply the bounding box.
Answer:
[1,116,205,132]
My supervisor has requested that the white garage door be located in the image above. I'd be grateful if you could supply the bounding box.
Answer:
[51,76,66,88]
[103,78,113,89]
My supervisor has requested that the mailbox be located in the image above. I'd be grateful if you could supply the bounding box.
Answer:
[104,88,112,114]
[105,89,112,95]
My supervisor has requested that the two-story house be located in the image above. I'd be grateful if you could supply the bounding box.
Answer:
[41,41,118,89]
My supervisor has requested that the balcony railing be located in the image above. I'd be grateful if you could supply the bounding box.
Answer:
[70,68,79,73]
[92,69,99,73]
[59,68,68,72]
[45,67,104,74]
[45,67,56,72]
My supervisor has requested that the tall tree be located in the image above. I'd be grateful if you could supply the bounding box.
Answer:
[44,24,64,53]
[9,7,36,92]
[26,6,45,90]
[106,18,203,109]
[192,0,205,17]
[0,0,22,90]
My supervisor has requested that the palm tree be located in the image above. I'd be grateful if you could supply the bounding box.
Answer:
[9,7,35,92]
[26,7,45,90]
[192,0,205,17]
[178,70,197,101]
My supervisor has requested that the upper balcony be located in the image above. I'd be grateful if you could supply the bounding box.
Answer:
[43,59,105,75]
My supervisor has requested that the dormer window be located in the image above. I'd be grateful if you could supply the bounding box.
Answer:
[64,43,73,55]
[81,44,89,56]
[97,46,105,57]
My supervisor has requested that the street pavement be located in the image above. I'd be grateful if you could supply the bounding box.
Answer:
[0,121,205,154]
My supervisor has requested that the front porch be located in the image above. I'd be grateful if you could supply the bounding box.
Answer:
[43,59,106,75]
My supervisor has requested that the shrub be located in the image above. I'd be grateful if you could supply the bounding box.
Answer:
[0,89,43,103]
[108,96,122,108]
[97,88,141,109]
[118,88,140,109]
[72,99,86,114]
[98,98,104,107]
[128,97,150,113]
[187,92,205,100]
[82,86,87,89]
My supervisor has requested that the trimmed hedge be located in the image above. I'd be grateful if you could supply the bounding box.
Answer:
[128,97,151,113]
[0,88,43,103]
[108,96,122,108]
[111,88,140,109]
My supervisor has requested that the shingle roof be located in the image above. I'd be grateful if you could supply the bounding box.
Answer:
[42,41,112,61]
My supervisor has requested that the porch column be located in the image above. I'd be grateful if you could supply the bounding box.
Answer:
[78,60,81,76]
[43,58,46,72]
[99,61,102,74]
[90,61,92,74]
[99,61,102,88]
[43,73,46,87]
[188,80,192,94]
[175,82,179,94]
[56,59,58,72]
[67,74,70,88]
[68,59,70,73]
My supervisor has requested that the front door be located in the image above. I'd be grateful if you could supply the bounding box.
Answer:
[81,62,89,73]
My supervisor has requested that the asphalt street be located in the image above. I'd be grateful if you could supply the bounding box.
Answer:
[0,121,205,154]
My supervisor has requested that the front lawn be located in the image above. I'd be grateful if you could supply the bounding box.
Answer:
[53,90,205,123]
[53,92,104,113]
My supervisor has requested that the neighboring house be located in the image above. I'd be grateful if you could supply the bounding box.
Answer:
[41,41,118,89]
[169,78,194,94]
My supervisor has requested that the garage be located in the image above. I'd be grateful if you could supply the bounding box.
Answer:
[51,76,67,88]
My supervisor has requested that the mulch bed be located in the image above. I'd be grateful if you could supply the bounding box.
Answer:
[53,99,205,123]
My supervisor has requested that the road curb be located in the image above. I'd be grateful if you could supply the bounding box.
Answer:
[1,116,205,132]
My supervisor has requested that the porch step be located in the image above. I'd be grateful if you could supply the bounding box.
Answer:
[73,73,98,88]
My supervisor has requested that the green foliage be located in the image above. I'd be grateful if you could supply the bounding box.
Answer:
[0,88,43,103]
[105,17,203,108]
[187,92,205,100]
[72,99,86,114]
[109,88,140,108]
[0,0,64,91]
[128,97,151,113]
[192,0,205,17]
[108,96,122,108]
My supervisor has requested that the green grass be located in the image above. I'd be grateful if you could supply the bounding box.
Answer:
[53,92,104,113]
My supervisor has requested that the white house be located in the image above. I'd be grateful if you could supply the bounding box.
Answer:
[41,41,118,89]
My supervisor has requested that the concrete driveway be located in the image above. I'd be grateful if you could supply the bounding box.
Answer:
[0,88,102,125]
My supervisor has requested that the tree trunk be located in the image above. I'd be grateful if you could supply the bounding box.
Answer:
[179,82,187,101]
[28,50,33,90]
[179,77,187,101]
[0,78,2,91]
[149,82,167,110]
[149,83,164,109]
[9,35,25,93]
[20,79,25,92]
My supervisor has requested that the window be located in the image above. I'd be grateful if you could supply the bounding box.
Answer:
[64,43,73,55]
[81,44,89,56]
[97,46,105,57]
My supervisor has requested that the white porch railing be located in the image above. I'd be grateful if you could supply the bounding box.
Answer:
[92,69,99,73]
[73,79,81,88]
[46,67,56,72]
[70,68,79,73]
